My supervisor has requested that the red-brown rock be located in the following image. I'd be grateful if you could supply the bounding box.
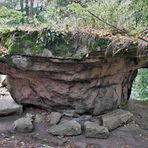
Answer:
[0,29,148,115]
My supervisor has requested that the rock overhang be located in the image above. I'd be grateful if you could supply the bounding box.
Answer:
[0,28,148,115]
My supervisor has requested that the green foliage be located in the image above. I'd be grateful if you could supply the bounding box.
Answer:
[61,0,147,33]
[131,69,148,100]
[0,26,14,34]
[93,38,111,49]
[0,0,19,9]
[46,32,74,57]
[130,0,148,28]
[3,31,45,55]
[67,3,95,28]
[0,0,147,34]
[0,6,23,25]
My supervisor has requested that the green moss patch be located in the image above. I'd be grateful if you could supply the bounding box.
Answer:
[2,31,45,55]
[93,38,111,49]
[0,28,112,58]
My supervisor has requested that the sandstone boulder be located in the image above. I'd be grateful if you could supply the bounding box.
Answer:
[48,120,81,136]
[0,94,22,116]
[84,121,109,139]
[14,113,34,133]
[0,75,7,87]
[0,29,147,116]
[102,109,133,131]
[0,75,6,86]
[49,112,62,125]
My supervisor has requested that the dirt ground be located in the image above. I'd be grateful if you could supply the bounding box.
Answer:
[0,98,148,148]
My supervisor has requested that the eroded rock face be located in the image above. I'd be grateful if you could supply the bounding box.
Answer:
[84,121,109,139]
[0,55,146,115]
[49,112,62,125]
[2,55,140,115]
[0,29,148,116]
[14,113,34,133]
[48,120,81,136]
[102,109,133,131]
[0,87,23,116]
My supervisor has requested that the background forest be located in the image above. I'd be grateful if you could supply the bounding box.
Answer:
[0,0,147,100]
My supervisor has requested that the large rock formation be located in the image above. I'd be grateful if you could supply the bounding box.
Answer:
[0,28,148,115]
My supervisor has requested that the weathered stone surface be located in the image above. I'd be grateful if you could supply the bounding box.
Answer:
[48,120,81,136]
[0,75,6,81]
[0,93,22,115]
[0,56,141,116]
[102,109,133,131]
[84,121,109,139]
[0,75,7,88]
[0,29,148,116]
[14,113,34,133]
[35,113,46,123]
[49,112,62,125]
[0,55,145,115]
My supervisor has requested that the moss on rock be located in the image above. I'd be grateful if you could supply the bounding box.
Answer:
[1,27,147,59]
[0,28,113,58]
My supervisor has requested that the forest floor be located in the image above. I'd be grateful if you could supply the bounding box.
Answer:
[0,88,148,148]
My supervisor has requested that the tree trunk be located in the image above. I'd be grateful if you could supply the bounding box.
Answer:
[20,0,24,12]
[25,0,29,16]
[30,0,34,18]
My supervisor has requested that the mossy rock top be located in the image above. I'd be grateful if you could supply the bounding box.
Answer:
[0,27,148,59]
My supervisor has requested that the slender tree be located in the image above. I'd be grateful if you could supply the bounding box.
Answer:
[20,0,24,12]
[25,0,29,16]
[30,0,34,18]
